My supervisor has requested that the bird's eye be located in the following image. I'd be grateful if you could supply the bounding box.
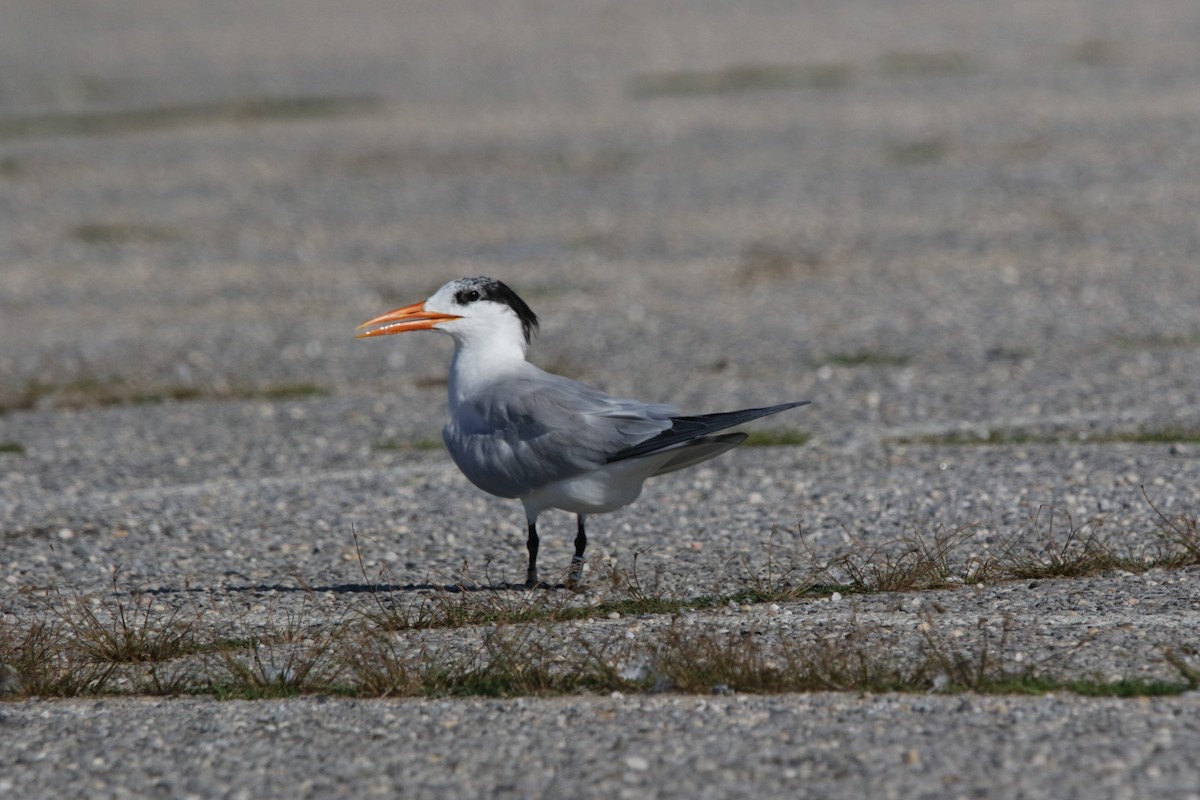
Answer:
[460,289,481,304]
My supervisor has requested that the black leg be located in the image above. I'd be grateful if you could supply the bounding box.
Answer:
[525,520,540,587]
[567,515,587,588]
[573,515,587,560]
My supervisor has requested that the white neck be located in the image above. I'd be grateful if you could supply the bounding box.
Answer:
[447,335,529,411]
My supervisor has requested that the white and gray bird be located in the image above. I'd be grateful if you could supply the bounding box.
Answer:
[357,276,808,587]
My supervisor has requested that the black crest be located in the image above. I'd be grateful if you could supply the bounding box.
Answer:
[454,276,540,344]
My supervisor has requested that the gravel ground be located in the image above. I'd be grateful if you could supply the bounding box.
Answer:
[4,694,1200,800]
[3,0,1200,797]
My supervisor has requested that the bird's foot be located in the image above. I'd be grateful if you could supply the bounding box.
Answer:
[565,556,586,591]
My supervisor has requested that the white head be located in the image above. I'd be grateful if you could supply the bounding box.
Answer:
[357,276,540,353]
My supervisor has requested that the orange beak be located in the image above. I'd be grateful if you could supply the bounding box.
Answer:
[356,301,462,338]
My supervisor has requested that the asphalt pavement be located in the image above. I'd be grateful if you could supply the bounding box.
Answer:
[2,1,1200,797]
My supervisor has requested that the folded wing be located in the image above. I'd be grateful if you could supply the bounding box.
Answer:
[444,366,676,497]
[444,362,809,498]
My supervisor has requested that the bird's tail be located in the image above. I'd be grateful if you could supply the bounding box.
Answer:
[649,433,747,476]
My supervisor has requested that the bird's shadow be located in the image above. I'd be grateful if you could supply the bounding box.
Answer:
[142,581,567,596]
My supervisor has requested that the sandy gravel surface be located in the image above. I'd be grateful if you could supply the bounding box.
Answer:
[4,693,1200,800]
[3,0,1200,797]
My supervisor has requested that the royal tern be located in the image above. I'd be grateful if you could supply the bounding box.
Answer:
[358,276,808,587]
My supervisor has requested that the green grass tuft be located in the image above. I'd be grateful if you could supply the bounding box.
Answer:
[822,350,912,367]
[742,429,812,447]
[629,63,853,98]
[373,439,444,452]
[889,428,1200,446]
[877,51,980,76]
[72,222,181,245]
[1068,40,1123,67]
[0,95,385,140]
[252,383,329,400]
[1065,677,1191,698]
[1,378,329,414]
[884,137,950,165]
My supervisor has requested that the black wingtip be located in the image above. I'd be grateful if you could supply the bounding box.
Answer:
[606,400,811,463]
[759,400,811,414]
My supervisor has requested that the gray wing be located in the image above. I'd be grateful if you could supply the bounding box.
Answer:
[443,365,677,498]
